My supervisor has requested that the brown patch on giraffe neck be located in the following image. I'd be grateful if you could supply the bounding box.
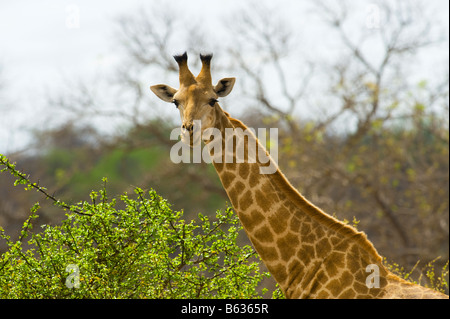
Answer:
[268,166,384,265]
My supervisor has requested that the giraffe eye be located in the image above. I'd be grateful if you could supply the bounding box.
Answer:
[173,99,179,108]
[209,99,218,107]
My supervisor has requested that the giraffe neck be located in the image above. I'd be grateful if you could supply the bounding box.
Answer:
[204,105,391,298]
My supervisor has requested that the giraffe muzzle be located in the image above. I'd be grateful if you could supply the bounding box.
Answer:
[182,122,195,134]
[180,120,202,147]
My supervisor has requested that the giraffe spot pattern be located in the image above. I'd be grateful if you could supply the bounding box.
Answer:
[268,214,287,234]
[238,163,250,180]
[276,232,300,262]
[271,263,288,284]
[324,251,345,278]
[252,240,279,263]
[220,171,236,189]
[238,190,253,211]
[255,188,274,211]
[253,225,274,243]
[228,180,246,208]
[248,164,260,187]
[316,238,332,255]
[298,244,315,265]
[238,209,265,232]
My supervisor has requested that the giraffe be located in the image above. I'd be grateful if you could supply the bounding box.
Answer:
[150,52,448,299]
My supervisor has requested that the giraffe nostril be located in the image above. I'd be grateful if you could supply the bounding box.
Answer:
[183,123,193,132]
[182,123,195,134]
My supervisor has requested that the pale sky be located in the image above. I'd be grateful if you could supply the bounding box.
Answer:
[0,0,448,154]
[0,0,245,153]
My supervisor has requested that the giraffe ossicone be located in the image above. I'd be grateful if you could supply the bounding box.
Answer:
[150,52,448,299]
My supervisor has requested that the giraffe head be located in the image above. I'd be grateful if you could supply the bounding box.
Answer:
[150,52,235,146]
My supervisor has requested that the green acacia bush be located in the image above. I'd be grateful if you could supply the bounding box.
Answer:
[0,155,269,298]
[1,154,447,298]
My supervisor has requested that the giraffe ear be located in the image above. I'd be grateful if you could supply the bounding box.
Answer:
[150,84,178,102]
[214,78,235,97]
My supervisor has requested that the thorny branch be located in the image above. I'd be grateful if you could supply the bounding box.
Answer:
[0,155,91,216]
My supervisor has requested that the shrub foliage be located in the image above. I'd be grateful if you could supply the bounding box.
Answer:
[0,154,268,298]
